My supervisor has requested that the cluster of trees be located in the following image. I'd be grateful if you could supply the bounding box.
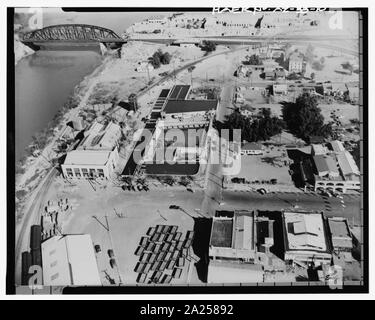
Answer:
[199,40,216,53]
[275,53,289,70]
[148,49,172,69]
[341,62,354,74]
[244,54,261,65]
[282,93,332,143]
[215,108,285,143]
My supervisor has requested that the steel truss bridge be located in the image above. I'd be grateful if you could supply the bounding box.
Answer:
[22,24,126,51]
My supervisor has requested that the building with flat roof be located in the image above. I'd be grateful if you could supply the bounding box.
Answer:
[41,234,101,286]
[313,154,339,178]
[241,142,263,155]
[301,141,361,193]
[273,83,288,95]
[162,99,218,115]
[61,149,119,179]
[207,260,264,283]
[62,121,121,180]
[327,217,353,252]
[288,52,304,73]
[282,211,332,266]
[209,211,274,262]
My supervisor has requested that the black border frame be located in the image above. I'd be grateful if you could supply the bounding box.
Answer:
[6,6,369,295]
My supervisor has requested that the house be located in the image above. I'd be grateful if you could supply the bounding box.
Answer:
[275,69,286,80]
[282,212,332,266]
[288,52,304,73]
[329,140,345,153]
[264,70,276,80]
[345,83,359,104]
[273,83,288,95]
[313,154,339,178]
[241,142,263,155]
[311,144,328,156]
[41,234,101,286]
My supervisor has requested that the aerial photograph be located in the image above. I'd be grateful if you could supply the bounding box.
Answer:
[12,8,364,293]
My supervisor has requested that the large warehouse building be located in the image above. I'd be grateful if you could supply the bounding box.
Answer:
[61,121,121,180]
[41,234,101,286]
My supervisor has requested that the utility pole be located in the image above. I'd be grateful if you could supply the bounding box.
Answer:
[105,214,123,285]
[146,65,150,84]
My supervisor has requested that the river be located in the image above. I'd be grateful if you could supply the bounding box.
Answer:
[15,10,168,162]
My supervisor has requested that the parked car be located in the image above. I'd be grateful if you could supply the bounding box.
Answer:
[94,244,101,253]
[169,205,180,209]
[108,249,114,258]
[257,188,267,195]
[186,188,194,193]
[110,258,117,269]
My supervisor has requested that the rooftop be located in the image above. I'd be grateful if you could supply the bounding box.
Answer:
[328,218,352,249]
[207,260,264,283]
[330,140,345,153]
[163,99,218,114]
[283,212,328,252]
[337,151,360,177]
[242,142,263,151]
[313,154,339,176]
[41,234,101,286]
[168,85,191,100]
[77,121,121,151]
[210,218,233,248]
[64,149,113,166]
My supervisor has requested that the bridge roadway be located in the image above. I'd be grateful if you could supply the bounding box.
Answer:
[129,34,358,56]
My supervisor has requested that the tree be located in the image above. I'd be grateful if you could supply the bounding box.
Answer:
[160,51,171,65]
[148,52,161,68]
[200,40,216,53]
[216,108,285,143]
[245,54,261,65]
[282,93,332,143]
[341,61,354,74]
[148,50,172,68]
[128,93,138,111]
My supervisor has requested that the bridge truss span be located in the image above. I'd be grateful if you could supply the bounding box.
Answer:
[22,24,123,42]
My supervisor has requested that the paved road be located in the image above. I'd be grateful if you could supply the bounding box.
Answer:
[220,190,362,225]
[201,82,236,217]
[130,36,358,56]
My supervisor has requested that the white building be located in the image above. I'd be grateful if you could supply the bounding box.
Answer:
[61,121,122,180]
[310,142,360,193]
[288,52,304,73]
[61,148,119,179]
[41,234,101,286]
[282,212,332,266]
[241,142,263,155]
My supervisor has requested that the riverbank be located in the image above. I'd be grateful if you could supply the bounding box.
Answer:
[14,33,34,65]
[15,40,217,224]
[15,52,114,222]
